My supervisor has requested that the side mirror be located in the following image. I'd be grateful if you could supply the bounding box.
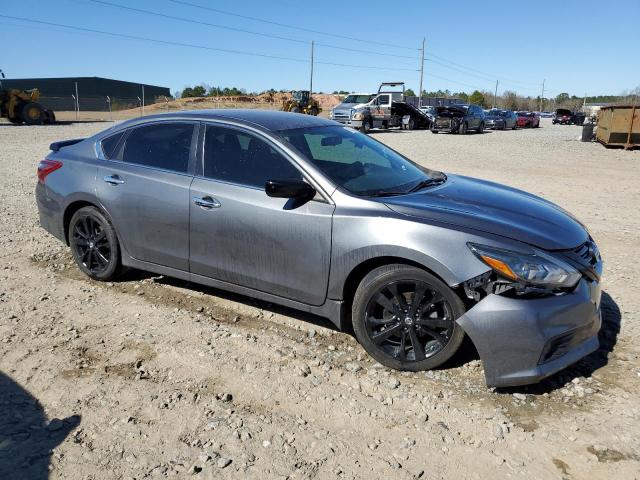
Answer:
[265,179,315,199]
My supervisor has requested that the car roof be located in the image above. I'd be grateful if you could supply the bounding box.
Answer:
[114,109,336,132]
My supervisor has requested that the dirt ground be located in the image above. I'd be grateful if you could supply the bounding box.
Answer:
[0,118,639,480]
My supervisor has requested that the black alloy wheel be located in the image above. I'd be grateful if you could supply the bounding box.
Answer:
[69,206,121,280]
[352,265,465,371]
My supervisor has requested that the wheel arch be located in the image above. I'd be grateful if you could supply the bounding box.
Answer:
[338,255,457,333]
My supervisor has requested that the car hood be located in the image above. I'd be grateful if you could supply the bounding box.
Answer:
[382,174,587,250]
[333,103,360,111]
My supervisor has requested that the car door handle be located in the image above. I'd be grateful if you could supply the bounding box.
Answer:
[103,174,125,185]
[193,196,221,209]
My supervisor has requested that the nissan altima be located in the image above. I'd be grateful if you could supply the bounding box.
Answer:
[36,110,602,387]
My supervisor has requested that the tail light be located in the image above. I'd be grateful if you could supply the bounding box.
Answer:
[37,159,63,184]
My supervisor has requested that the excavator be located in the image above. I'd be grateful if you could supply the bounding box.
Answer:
[282,90,321,116]
[0,70,56,125]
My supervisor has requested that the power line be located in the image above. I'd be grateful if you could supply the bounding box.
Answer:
[166,0,420,51]
[0,14,418,72]
[84,0,419,61]
[426,51,541,89]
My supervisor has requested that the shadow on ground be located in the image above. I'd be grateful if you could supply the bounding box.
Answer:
[0,372,80,479]
[498,291,621,395]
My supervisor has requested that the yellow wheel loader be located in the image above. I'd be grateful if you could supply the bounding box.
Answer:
[282,90,321,116]
[0,88,56,125]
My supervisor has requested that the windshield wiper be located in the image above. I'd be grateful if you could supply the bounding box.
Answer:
[406,175,446,193]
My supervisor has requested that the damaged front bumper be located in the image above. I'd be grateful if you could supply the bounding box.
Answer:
[457,278,601,388]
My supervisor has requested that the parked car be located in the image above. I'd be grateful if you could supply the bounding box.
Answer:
[36,110,602,388]
[431,104,485,134]
[552,108,586,126]
[516,111,541,128]
[418,105,437,123]
[484,109,517,130]
[540,111,554,118]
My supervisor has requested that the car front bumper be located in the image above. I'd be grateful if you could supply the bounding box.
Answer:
[457,278,601,388]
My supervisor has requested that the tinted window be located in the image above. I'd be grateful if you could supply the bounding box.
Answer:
[101,131,125,159]
[203,125,302,188]
[376,95,390,105]
[122,123,194,173]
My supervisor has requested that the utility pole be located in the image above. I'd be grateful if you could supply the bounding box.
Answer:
[309,40,314,95]
[418,37,425,108]
[493,80,499,108]
[539,79,545,112]
[74,81,79,121]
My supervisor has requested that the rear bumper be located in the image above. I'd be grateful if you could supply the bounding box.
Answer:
[36,182,66,242]
[457,278,601,388]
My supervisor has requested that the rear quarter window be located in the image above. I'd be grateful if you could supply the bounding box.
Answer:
[101,131,125,159]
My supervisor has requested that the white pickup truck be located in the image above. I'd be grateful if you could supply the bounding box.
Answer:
[330,82,430,133]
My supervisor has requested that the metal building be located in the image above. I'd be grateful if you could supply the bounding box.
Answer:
[1,76,171,112]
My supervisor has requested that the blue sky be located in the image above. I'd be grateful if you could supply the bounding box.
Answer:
[1,0,638,98]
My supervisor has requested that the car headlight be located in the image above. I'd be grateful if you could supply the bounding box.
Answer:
[468,243,581,288]
[329,109,334,119]
[352,111,365,121]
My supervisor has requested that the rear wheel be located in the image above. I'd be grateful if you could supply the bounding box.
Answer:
[477,122,484,134]
[69,206,121,281]
[352,265,465,371]
[21,102,45,125]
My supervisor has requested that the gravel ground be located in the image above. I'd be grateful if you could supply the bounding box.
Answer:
[1,118,639,479]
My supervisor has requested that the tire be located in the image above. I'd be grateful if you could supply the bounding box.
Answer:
[431,129,438,134]
[406,118,415,130]
[477,122,484,134]
[309,107,318,116]
[291,106,301,113]
[20,102,45,125]
[68,206,122,281]
[512,123,517,130]
[352,264,465,371]
[360,119,372,134]
[458,122,468,135]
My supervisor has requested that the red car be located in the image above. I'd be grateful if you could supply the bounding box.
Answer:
[516,111,540,128]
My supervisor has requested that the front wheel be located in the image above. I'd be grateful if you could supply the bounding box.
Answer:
[477,122,484,134]
[360,119,372,134]
[352,265,465,371]
[458,122,468,134]
[69,206,122,281]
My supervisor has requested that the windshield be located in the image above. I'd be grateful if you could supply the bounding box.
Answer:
[487,109,501,116]
[516,111,529,116]
[279,125,437,197]
[343,94,372,104]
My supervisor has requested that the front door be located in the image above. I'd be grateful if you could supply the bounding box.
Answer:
[189,123,334,306]
[96,122,197,270]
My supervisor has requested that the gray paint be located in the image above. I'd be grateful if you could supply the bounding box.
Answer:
[36,109,602,387]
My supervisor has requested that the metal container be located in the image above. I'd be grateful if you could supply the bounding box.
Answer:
[596,105,639,149]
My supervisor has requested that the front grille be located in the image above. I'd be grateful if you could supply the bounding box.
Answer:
[573,240,601,267]
[560,239,602,283]
[435,119,451,128]
[333,111,351,121]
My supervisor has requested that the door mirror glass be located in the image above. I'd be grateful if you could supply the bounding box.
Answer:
[265,179,316,199]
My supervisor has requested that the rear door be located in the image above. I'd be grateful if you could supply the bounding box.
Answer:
[189,123,334,305]
[96,121,197,270]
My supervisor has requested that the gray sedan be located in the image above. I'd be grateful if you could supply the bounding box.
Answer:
[36,110,602,387]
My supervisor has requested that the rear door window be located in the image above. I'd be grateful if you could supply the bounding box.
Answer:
[122,123,195,173]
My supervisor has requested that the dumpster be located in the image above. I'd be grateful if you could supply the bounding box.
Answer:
[596,105,639,149]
